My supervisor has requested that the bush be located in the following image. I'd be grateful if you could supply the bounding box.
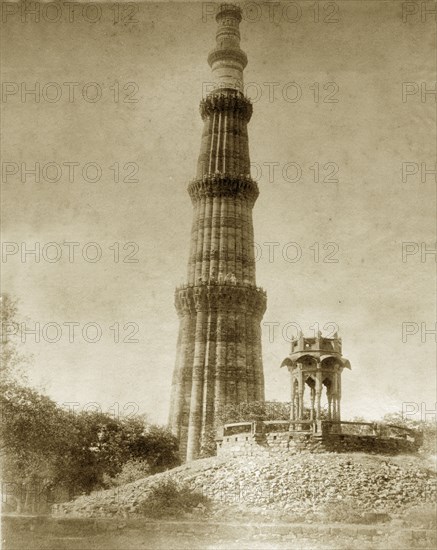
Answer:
[382,412,437,456]
[217,401,290,424]
[104,459,151,487]
[138,478,210,518]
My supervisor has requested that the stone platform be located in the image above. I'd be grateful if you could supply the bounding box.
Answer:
[217,420,423,456]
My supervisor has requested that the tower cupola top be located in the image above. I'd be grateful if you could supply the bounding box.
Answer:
[207,3,248,93]
[216,3,243,22]
[290,331,342,355]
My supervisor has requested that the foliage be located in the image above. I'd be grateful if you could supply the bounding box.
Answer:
[199,426,218,458]
[217,400,290,424]
[104,459,151,487]
[136,423,181,473]
[382,411,436,455]
[138,478,210,518]
[1,380,181,512]
[0,294,182,513]
[0,379,76,511]
[0,294,30,384]
[196,400,292,458]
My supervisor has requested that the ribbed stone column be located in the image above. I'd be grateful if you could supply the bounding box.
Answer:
[202,195,213,280]
[169,4,266,461]
[169,321,183,436]
[188,200,199,284]
[227,197,236,276]
[225,311,237,406]
[186,309,207,461]
[241,202,250,283]
[236,311,247,402]
[194,197,205,282]
[228,111,235,173]
[218,197,228,280]
[245,313,255,401]
[201,313,217,451]
[210,195,220,279]
[214,311,227,414]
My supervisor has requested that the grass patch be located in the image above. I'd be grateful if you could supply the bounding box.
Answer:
[320,498,368,524]
[138,478,211,519]
[402,503,437,529]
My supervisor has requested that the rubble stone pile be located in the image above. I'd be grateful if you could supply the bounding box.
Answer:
[55,452,436,519]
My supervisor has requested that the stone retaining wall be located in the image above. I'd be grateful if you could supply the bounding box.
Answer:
[217,428,420,457]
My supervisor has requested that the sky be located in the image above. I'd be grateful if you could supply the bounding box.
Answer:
[1,1,436,425]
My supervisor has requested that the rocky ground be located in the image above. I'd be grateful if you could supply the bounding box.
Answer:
[55,452,436,521]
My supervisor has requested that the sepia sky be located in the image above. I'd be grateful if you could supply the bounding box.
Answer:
[1,1,436,424]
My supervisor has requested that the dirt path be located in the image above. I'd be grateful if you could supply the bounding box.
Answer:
[3,518,435,550]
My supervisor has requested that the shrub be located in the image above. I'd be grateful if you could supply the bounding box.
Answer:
[217,401,291,424]
[105,459,151,487]
[138,478,210,518]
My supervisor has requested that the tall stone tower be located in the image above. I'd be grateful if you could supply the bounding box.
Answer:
[169,3,266,462]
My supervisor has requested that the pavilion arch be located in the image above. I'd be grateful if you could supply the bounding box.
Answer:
[298,355,319,370]
[283,333,349,423]
[320,356,339,369]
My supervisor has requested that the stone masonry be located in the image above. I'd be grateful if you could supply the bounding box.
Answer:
[168,4,266,461]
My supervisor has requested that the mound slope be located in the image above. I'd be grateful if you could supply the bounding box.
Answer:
[56,452,436,519]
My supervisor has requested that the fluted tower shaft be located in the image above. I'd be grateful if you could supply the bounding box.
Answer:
[169,4,266,462]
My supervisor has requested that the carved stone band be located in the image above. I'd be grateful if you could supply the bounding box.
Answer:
[200,89,252,122]
[187,175,259,204]
[175,283,267,316]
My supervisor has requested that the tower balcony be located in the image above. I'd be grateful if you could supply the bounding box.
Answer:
[174,280,267,317]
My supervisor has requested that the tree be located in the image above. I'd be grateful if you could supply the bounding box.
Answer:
[382,411,436,455]
[122,420,180,473]
[0,294,181,512]
[217,401,291,424]
[0,380,76,512]
[104,459,151,487]
[1,386,181,512]
[0,293,30,384]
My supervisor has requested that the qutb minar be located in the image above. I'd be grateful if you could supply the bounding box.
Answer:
[169,4,266,461]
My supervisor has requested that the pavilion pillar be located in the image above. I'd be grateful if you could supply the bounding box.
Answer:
[315,372,322,422]
[310,386,316,421]
[327,388,332,421]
